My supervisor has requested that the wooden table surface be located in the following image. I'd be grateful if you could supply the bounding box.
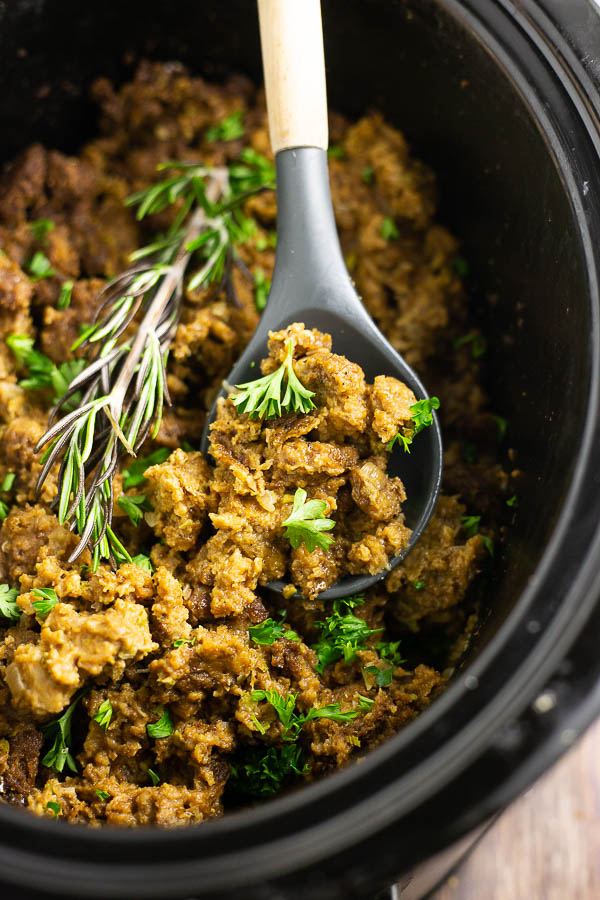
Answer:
[431,717,600,900]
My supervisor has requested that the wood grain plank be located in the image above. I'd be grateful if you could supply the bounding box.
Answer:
[431,717,600,900]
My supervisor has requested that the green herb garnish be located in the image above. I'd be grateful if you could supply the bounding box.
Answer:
[117,494,152,527]
[147,706,174,739]
[0,584,20,622]
[411,397,441,435]
[311,594,381,673]
[131,553,154,573]
[122,448,170,490]
[1,473,15,492]
[413,580,426,591]
[173,636,196,649]
[327,145,346,159]
[229,743,306,797]
[381,217,399,241]
[282,487,335,553]
[253,266,271,311]
[58,280,74,310]
[205,110,245,142]
[364,664,394,687]
[95,789,111,801]
[32,587,59,618]
[452,255,469,278]
[233,340,315,420]
[249,611,300,646]
[93,699,113,732]
[27,251,55,281]
[461,515,494,556]
[361,166,374,185]
[30,218,55,244]
[41,688,86,774]
[386,432,412,453]
[45,801,61,818]
[6,334,86,409]
[454,331,486,359]
[148,768,160,786]
[356,694,374,711]
[506,495,518,508]
[251,690,359,742]
[494,415,507,441]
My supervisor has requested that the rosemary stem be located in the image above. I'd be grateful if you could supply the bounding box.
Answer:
[107,171,228,448]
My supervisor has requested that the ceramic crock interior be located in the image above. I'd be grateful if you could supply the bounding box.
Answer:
[0,0,589,711]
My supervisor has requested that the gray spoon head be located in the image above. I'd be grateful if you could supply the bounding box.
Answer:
[201,148,442,601]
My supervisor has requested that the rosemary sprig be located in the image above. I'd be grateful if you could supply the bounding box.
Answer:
[35,153,275,570]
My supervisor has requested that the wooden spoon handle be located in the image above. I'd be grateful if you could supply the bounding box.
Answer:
[257,0,328,154]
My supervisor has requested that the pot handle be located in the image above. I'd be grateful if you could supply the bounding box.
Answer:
[257,0,328,154]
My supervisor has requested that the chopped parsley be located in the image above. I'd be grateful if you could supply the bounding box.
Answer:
[0,584,20,622]
[506,495,518,508]
[122,447,170,490]
[327,145,346,159]
[452,255,469,278]
[233,339,316,420]
[229,743,306,797]
[381,217,400,241]
[173,636,196,648]
[93,699,113,732]
[41,688,86,774]
[253,266,271,311]
[356,694,374,711]
[364,664,394,687]
[30,218,55,244]
[361,166,374,185]
[454,331,486,359]
[117,493,152,527]
[1,472,15,492]
[32,587,59,618]
[205,110,245,142]
[461,515,494,556]
[95,789,111,801]
[146,706,174,739]
[282,487,335,553]
[494,415,507,441]
[248,611,300,646]
[148,768,160,786]
[251,689,360,741]
[27,251,55,281]
[311,594,381,673]
[45,801,61,818]
[413,580,426,591]
[255,230,277,251]
[386,396,440,453]
[131,553,154,573]
[57,280,74,310]
[6,334,85,409]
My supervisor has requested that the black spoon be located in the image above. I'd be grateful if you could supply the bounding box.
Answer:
[201,0,442,600]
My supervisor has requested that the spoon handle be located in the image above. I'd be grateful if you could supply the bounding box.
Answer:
[257,0,328,153]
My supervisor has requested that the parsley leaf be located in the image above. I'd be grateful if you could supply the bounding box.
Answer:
[251,689,360,741]
[32,587,59,618]
[376,640,405,666]
[30,218,55,244]
[58,280,74,310]
[461,515,494,556]
[255,230,277,251]
[173,636,196,648]
[1,472,15,492]
[122,448,170,490]
[233,339,316,420]
[131,553,154,573]
[381,217,399,241]
[148,768,161,786]
[248,611,300,646]
[95,789,111,801]
[229,743,306,797]
[93,699,113,732]
[6,334,85,409]
[27,251,55,281]
[205,110,245,142]
[386,432,412,453]
[41,688,86,774]
[506,495,518,508]
[494,415,507,441]
[45,801,61,818]
[117,493,152,527]
[364,664,394,688]
[411,397,440,435]
[282,487,335,553]
[253,266,271,311]
[454,331,486,359]
[147,706,174,739]
[311,595,381,673]
[301,703,360,726]
[413,580,426,591]
[361,166,374,185]
[356,694,374,711]
[327,145,346,159]
[0,584,20,622]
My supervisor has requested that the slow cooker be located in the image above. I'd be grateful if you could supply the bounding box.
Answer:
[0,0,599,897]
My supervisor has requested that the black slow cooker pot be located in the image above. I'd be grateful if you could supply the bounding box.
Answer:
[1,1,600,898]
